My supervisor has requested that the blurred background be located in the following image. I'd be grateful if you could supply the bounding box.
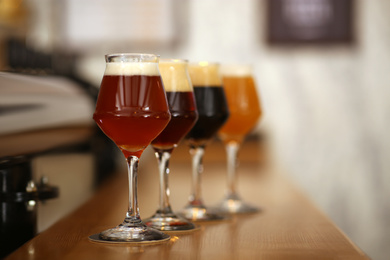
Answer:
[1,0,389,259]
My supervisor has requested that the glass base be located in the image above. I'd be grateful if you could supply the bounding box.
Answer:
[181,204,229,222]
[215,194,260,214]
[143,212,198,232]
[92,221,170,243]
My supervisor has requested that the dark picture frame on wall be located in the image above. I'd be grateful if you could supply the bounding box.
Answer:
[266,0,354,44]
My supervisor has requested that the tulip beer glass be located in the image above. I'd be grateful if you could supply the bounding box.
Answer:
[216,64,262,214]
[92,54,171,243]
[182,62,229,221]
[144,59,198,231]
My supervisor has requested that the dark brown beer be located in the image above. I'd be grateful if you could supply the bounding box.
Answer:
[185,86,229,147]
[152,91,198,151]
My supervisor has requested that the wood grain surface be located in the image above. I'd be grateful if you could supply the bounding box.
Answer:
[5,138,369,259]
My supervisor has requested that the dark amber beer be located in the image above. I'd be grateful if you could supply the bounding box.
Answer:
[145,59,198,231]
[94,67,170,158]
[152,91,198,151]
[92,54,171,243]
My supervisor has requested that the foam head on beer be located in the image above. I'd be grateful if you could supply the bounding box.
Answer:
[159,59,193,92]
[220,64,253,77]
[105,62,160,76]
[104,53,160,76]
[188,62,222,87]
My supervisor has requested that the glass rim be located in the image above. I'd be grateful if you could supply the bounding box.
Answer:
[188,61,219,67]
[159,58,188,63]
[105,53,160,63]
[220,64,253,76]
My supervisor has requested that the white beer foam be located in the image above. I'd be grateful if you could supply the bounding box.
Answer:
[220,64,253,77]
[159,61,193,92]
[188,62,222,87]
[105,62,160,76]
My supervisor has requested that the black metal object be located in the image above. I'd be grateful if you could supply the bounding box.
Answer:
[0,156,58,258]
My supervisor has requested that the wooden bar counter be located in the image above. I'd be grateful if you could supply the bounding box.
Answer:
[5,138,369,259]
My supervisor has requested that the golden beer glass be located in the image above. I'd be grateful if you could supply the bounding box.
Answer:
[216,64,262,214]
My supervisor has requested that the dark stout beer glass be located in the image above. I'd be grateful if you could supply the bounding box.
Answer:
[144,59,198,231]
[182,62,229,221]
[92,54,171,243]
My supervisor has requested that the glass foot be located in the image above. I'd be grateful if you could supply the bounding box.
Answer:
[92,221,170,243]
[181,204,229,222]
[144,212,198,232]
[215,194,260,214]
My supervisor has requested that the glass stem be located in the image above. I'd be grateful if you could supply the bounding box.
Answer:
[155,151,173,214]
[226,141,240,198]
[189,146,205,206]
[124,156,142,224]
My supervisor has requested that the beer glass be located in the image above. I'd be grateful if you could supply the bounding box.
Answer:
[144,59,198,231]
[182,62,230,221]
[216,64,262,214]
[92,53,171,243]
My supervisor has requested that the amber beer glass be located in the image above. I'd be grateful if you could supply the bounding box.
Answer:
[182,62,229,221]
[216,64,262,214]
[144,59,198,231]
[92,54,171,243]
